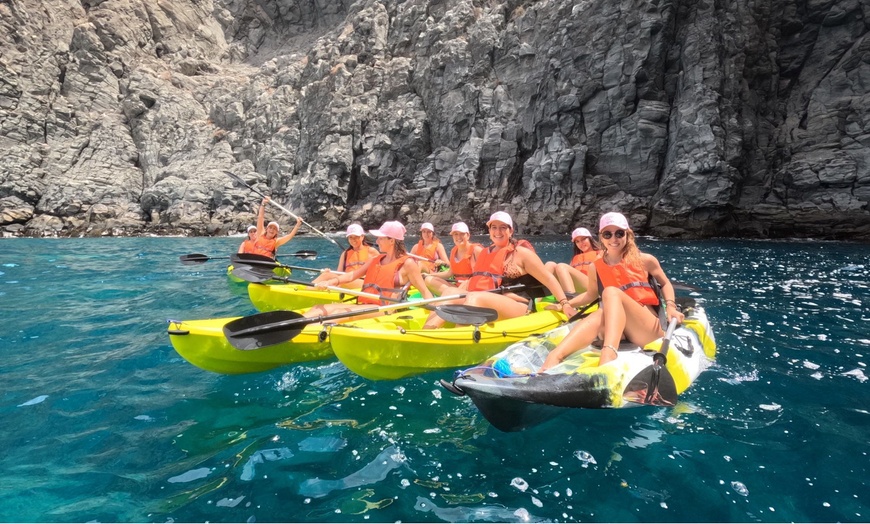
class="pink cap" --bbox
[571,227,593,240]
[599,212,630,231]
[369,221,406,240]
[450,222,470,234]
[420,222,435,232]
[486,211,513,229]
[345,223,365,237]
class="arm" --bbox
[402,259,434,299]
[256,198,267,234]
[275,216,303,248]
[434,243,449,266]
[336,250,348,272]
[320,256,374,288]
[643,254,685,323]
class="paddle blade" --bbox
[223,311,306,350]
[290,250,318,260]
[232,253,281,269]
[179,253,210,265]
[231,265,279,283]
[435,305,499,325]
[623,365,678,406]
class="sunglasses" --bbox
[601,230,626,240]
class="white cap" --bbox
[247,225,257,233]
[420,222,435,232]
[345,223,365,237]
[486,211,513,229]
[369,221,407,240]
[267,221,280,230]
[599,212,630,231]
[571,227,593,240]
[450,222,470,234]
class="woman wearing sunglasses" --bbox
[539,212,684,370]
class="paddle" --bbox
[223,294,470,350]
[231,265,392,303]
[180,251,318,266]
[433,305,498,325]
[623,317,680,406]
[224,170,344,249]
[567,299,601,322]
[231,253,336,274]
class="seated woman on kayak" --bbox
[422,212,576,329]
[308,221,433,321]
[238,225,258,254]
[246,197,303,260]
[423,221,483,296]
[312,223,379,289]
[539,212,684,370]
[543,227,602,294]
[411,223,449,273]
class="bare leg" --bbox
[539,310,603,371]
[424,275,459,296]
[597,287,663,365]
[554,263,589,294]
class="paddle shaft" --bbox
[224,171,343,248]
[231,294,468,337]
[643,317,679,404]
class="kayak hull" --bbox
[329,308,568,381]
[443,304,717,431]
[167,317,332,374]
[248,283,360,311]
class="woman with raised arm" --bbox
[540,212,685,370]
[306,221,434,321]
[246,197,303,259]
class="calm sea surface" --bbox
[0,235,867,523]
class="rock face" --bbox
[1,0,868,239]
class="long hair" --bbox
[393,239,408,257]
[572,236,601,256]
[608,230,642,268]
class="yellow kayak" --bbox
[328,307,569,381]
[247,283,422,312]
[167,316,331,374]
[247,282,360,311]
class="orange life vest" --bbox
[570,250,601,275]
[239,239,258,254]
[359,254,409,305]
[249,237,277,258]
[593,257,659,306]
[448,244,479,282]
[414,240,442,272]
[467,244,515,291]
[342,246,371,272]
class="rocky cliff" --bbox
[1,0,868,239]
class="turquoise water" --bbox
[1,236,867,522]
